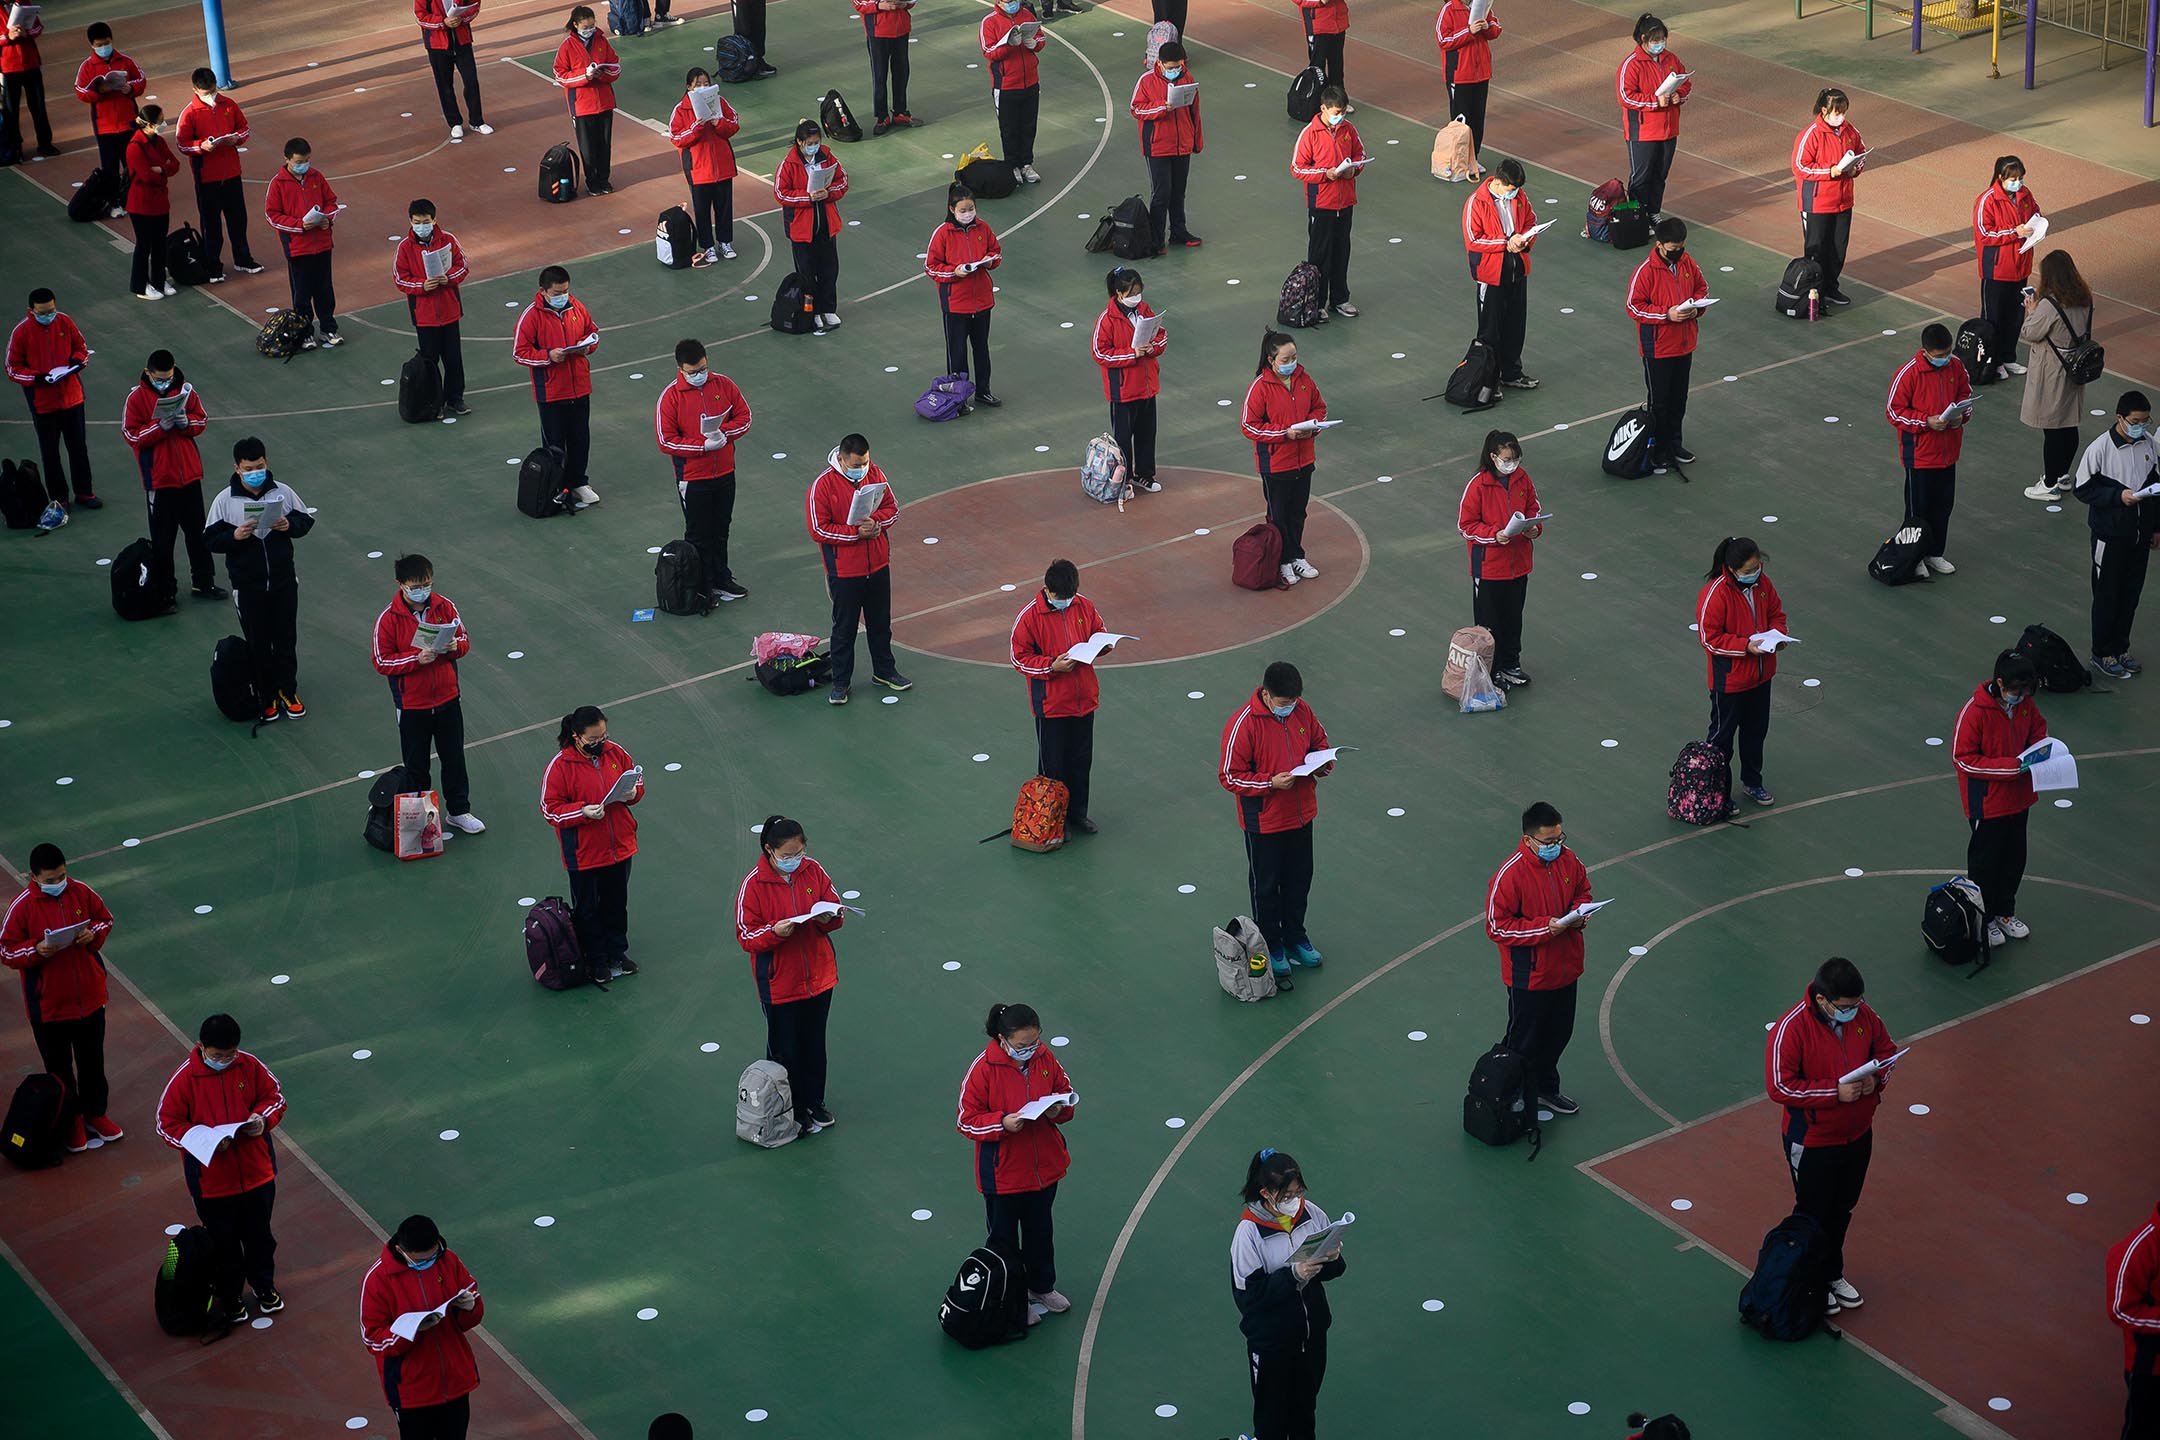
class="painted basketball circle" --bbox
[890,468,1368,667]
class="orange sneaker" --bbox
[280,691,307,719]
[88,1115,124,1142]
[65,1117,91,1153]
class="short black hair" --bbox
[1156,40,1186,62]
[28,288,55,307]
[1044,558,1078,597]
[395,554,432,584]
[649,1417,694,1440]
[1493,157,1526,188]
[233,436,266,463]
[1521,801,1562,834]
[1921,322,1954,351]
[199,1013,241,1048]
[1262,661,1302,699]
[87,21,113,42]
[2119,390,2152,417]
[837,432,870,459]
[192,66,218,90]
[408,198,436,219]
[28,843,64,874]
[674,338,707,367]
[392,1214,443,1252]
[1319,84,1348,109]
[1811,957,1864,1001]
[1994,650,2038,687]
[282,136,311,159]
[539,264,570,289]
[146,349,175,371]
[1653,216,1687,243]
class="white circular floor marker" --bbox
[973,753,989,762]
[1195,527,1210,536]
[2131,1013,2151,1025]
[882,696,899,705]
[1669,1197,1693,1211]
[1155,1405,1178,1418]
[646,546,662,555]
[2067,1192,2088,1205]
[1581,572,1597,580]
[1908,1103,1930,1115]
[508,650,524,659]
[1388,628,1406,637]
[352,1049,373,1061]
[1164,1116,1185,1129]
[534,1215,556,1227]
[1187,690,1206,699]
[1377,474,1393,483]
[271,974,290,985]
[1559,307,1574,315]
[1823,416,1839,424]
[346,1420,367,1432]
[1407,1030,1427,1041]
[1036,445,1051,453]
[1844,868,1864,877]
[2055,797,2073,808]
[1050,1035,1069,1046]
[166,1223,185,1236]
[1538,1109,1555,1121]
[2045,504,2062,513]
[1802,677,1821,688]
[1600,739,1618,748]
[1177,883,1197,894]
[1762,514,1779,523]
[636,1307,659,1320]
[746,1409,769,1422]
[910,1209,933,1221]
[751,824,764,834]
[664,762,682,772]
[1989,615,2007,624]
[519,897,536,907]
[1568,1402,1592,1416]
[843,890,860,900]
[123,838,140,848]
[1422,1298,1445,1311]
[700,1042,719,1053]
[1630,946,1649,956]
[1723,374,1737,382]
[1001,583,1017,592]
[1989,1398,2011,1411]
[439,1129,460,1141]
[1925,736,1943,746]
[56,777,74,786]
[942,961,961,971]
[1386,807,1405,817]
[194,904,213,915]
[923,536,940,544]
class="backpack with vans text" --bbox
[1441,625,1494,702]
[539,143,581,203]
[0,459,45,530]
[2,1073,66,1170]
[1462,1043,1538,1156]
[821,88,863,143]
[255,310,313,362]
[154,1225,217,1334]
[1921,875,1990,970]
[1867,519,1929,585]
[2015,622,2091,692]
[940,1238,1032,1348]
[1738,1212,1836,1342]
[655,539,711,615]
[736,1059,800,1146]
[1277,261,1324,329]
[526,896,604,989]
[1666,741,1730,825]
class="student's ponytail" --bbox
[1241,1147,1303,1203]
[984,1002,1040,1039]
[557,705,604,749]
[1255,329,1293,378]
[1632,12,1666,42]
[1704,535,1759,581]
[759,815,805,854]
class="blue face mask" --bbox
[843,464,869,482]
[546,292,570,310]
[288,160,309,176]
[93,42,114,58]
[403,585,431,605]
[406,1252,440,1271]
[1533,840,1562,863]
[38,879,67,897]
[33,311,56,326]
[150,377,174,393]
[1645,39,1665,55]
[1926,353,1953,369]
[1008,1041,1039,1062]
[238,468,269,489]
[1274,360,1298,377]
[1161,65,1182,80]
[202,1053,234,1072]
[1047,595,1072,611]
[1269,702,1296,719]
[1734,569,1760,587]
[1830,1003,1859,1024]
[773,852,804,875]
[2127,422,2149,441]
[2001,177,2021,193]
[1002,0,1022,11]
[412,222,435,240]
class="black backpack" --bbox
[939,1239,1032,1349]
[656,539,711,615]
[110,538,166,621]
[1276,261,1323,329]
[714,33,759,83]
[770,273,817,334]
[364,766,409,854]
[256,310,313,362]
[1605,202,1650,251]
[1108,194,1154,260]
[607,0,648,37]
[957,155,1016,200]
[1867,520,1929,586]
[1602,407,1656,477]
[1462,1044,1538,1157]
[166,223,217,285]
[1,459,45,530]
[754,650,832,696]
[2016,622,2092,692]
[821,88,864,143]
[657,205,696,269]
[2045,299,2105,386]
[517,446,571,518]
[539,142,581,203]
[1442,338,1501,412]
[398,351,441,423]
[1287,65,1324,123]
[1956,318,1998,385]
[1737,1212,1836,1342]
[1921,875,1990,969]
[67,167,119,222]
[155,1225,217,1335]
[1775,256,1823,318]
[211,635,260,722]
[1,1073,66,1170]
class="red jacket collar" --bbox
[1246,688,1304,722]
[1241,1199,1305,1229]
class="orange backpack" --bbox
[1007,776,1069,852]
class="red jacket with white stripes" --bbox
[854,0,914,40]
[1,880,113,1024]
[1625,250,1708,358]
[2107,1204,2160,1376]
[925,219,1001,314]
[773,143,848,244]
[540,740,642,871]
[1766,989,1895,1149]
[1435,1,1500,86]
[1695,571,1787,694]
[415,0,479,50]
[1973,181,2040,284]
[1291,116,1365,212]
[175,93,249,185]
[1219,689,1331,834]
[360,1244,484,1409]
[1241,366,1327,474]
[1010,589,1107,719]
[1296,0,1348,37]
[1462,182,1536,285]
[1130,61,1202,157]
[1952,680,2045,820]
[121,376,208,489]
[7,313,88,414]
[980,6,1045,90]
[372,591,469,711]
[124,130,179,216]
[0,14,40,75]
[957,1041,1075,1195]
[1457,464,1539,582]
[668,93,740,183]
[1092,300,1164,403]
[1484,839,1591,990]
[552,31,619,116]
[1886,350,1972,470]
[733,853,843,1006]
[394,230,468,329]
[806,456,899,578]
[156,1046,284,1198]
[1616,44,1688,142]
[264,165,340,257]
[655,370,752,483]
[74,50,145,134]
[1790,115,1864,215]
[512,292,599,403]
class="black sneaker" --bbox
[1070,815,1098,834]
[251,1289,284,1314]
[36,145,63,159]
[807,1105,836,1128]
[872,670,913,692]
[72,493,103,510]
[828,684,850,706]
[1495,666,1531,687]
[1670,446,1697,464]
[1537,1092,1580,1115]
[975,391,1002,408]
[447,400,472,416]
[610,958,639,978]
[753,63,779,79]
[1824,288,1853,307]
[192,584,229,600]
[1499,374,1541,389]
[714,575,748,602]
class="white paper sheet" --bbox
[2017,213,2048,256]
[1935,397,1976,426]
[422,244,453,281]
[1288,1211,1355,1265]
[780,899,865,926]
[1010,19,1040,43]
[1064,631,1135,666]
[179,1121,246,1168]
[1558,897,1613,926]
[1467,0,1493,21]
[566,332,600,352]
[2133,479,2160,500]
[2020,738,2077,792]
[9,5,43,30]
[1129,312,1164,350]
[41,920,87,949]
[1499,510,1552,539]
[1654,69,1691,99]
[845,480,889,526]
[1832,145,1872,174]
[1290,746,1356,778]
[699,408,735,439]
[1288,419,1344,434]
[601,765,644,807]
[1013,1091,1076,1121]
[1681,296,1720,310]
[1521,219,1558,238]
[1165,81,1198,109]
[688,84,724,121]
[1838,1046,1909,1086]
[389,1291,474,1342]
[241,494,287,531]
[1748,628,1800,651]
[301,204,344,225]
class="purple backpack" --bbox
[915,373,975,422]
[524,897,600,989]
[1666,741,1731,826]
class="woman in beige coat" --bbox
[2018,250,2094,500]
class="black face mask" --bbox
[1661,246,1685,261]
[580,738,605,757]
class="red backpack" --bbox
[1232,522,1286,591]
[1585,177,1626,242]
[981,776,1069,852]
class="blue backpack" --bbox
[1737,1212,1834,1341]
[607,0,647,37]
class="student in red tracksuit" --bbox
[958,1001,1077,1317]
[2,6,57,160]
[1456,428,1539,687]
[156,1012,286,1336]
[124,107,179,300]
[1,842,117,1153]
[416,0,488,139]
[176,69,262,279]
[1766,956,1895,1313]
[1291,88,1365,318]
[121,348,220,605]
[806,434,910,703]
[8,289,95,510]
[1615,13,1687,219]
[1696,535,1788,811]
[74,22,143,205]
[981,0,1047,184]
[734,815,846,1132]
[2108,1201,2160,1439]
[774,119,849,331]
[512,265,601,507]
[854,0,918,130]
[1790,87,1863,307]
[373,553,485,834]
[1092,266,1165,492]
[1484,800,1594,1115]
[1952,650,2047,944]
[1974,154,2041,381]
[1009,558,1109,833]
[360,1214,484,1439]
[1625,216,1708,471]
[394,199,469,417]
[263,138,342,344]
[654,336,752,603]
[553,7,619,192]
[540,705,642,977]
[1243,330,1329,586]
[1886,323,1973,575]
[1462,157,1539,388]
[1435,0,1499,156]
[668,67,739,264]
[1219,661,1332,983]
[1131,43,1203,251]
[1296,0,1349,96]
[925,184,1002,408]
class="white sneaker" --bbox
[1997,915,2030,940]
[447,812,487,834]
[107,205,126,219]
[1021,164,1041,184]
[138,287,163,301]
[821,312,842,328]
[1291,557,1320,579]
[2023,479,2060,500]
[321,333,344,348]
[719,243,736,259]
[1923,555,1956,574]
[1994,365,2011,381]
[2004,360,2027,375]
[1986,920,2006,947]
[450,124,464,139]
[1278,562,1301,587]
[1912,562,1929,580]
[572,484,601,508]
[1828,1276,1864,1308]
[1013,165,1026,187]
[475,124,494,135]
[1028,1288,1071,1312]
[161,281,177,296]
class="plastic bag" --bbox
[1458,654,1506,713]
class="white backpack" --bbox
[1080,433,1131,509]
[735,1059,801,1147]
[1213,916,1278,1002]
[1144,20,1179,67]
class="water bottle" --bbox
[1808,287,1820,322]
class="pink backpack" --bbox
[1431,116,1481,183]
[751,632,824,666]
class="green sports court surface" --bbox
[2,0,2155,1436]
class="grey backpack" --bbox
[735,1059,801,1147]
[1213,916,1278,1002]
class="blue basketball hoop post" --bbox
[203,0,235,88]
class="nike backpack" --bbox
[940,1238,1031,1348]
[655,539,711,615]
[1602,407,1656,477]
[1867,520,1929,586]
[1738,1212,1835,1341]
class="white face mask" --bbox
[403,585,432,605]
[412,222,435,240]
[576,24,596,39]
[1270,1195,1300,1217]
[953,210,977,227]
[1118,293,1142,309]
[1823,113,1845,128]
[684,369,709,387]
[1494,457,1519,475]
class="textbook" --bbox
[241,494,287,530]
[152,387,188,424]
[688,84,725,121]
[422,244,454,281]
[1748,628,1799,651]
[804,160,838,193]
[780,899,866,927]
[700,408,735,439]
[1288,419,1344,434]
[179,1121,246,1168]
[300,204,345,226]
[566,332,600,352]
[1012,1091,1076,1121]
[1833,146,1872,174]
[8,5,41,29]
[1009,19,1040,44]
[2019,738,2077,792]
[1680,296,1720,309]
[1654,70,1691,100]
[1288,1211,1355,1265]
[1520,219,1559,239]
[845,480,888,526]
[601,765,644,808]
[1064,631,1135,666]
[1129,312,1165,350]
[1557,897,1613,926]
[1838,1046,1909,1086]
[1934,397,1976,426]
[414,618,461,654]
[1165,81,1198,109]
[40,921,87,950]
[1467,0,1492,21]
[1499,510,1551,539]
[1290,746,1356,777]
[389,1290,476,1342]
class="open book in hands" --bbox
[1935,397,1976,426]
[415,618,462,654]
[1556,897,1612,927]
[389,1289,477,1342]
[1012,1090,1076,1122]
[1838,1047,1909,1086]
[1288,1211,1355,1266]
[1654,70,1691,99]
[1063,632,1134,666]
[600,766,643,807]
[1499,510,1551,539]
[780,899,865,927]
[1290,746,1356,777]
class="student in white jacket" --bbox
[1230,1147,1346,1440]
